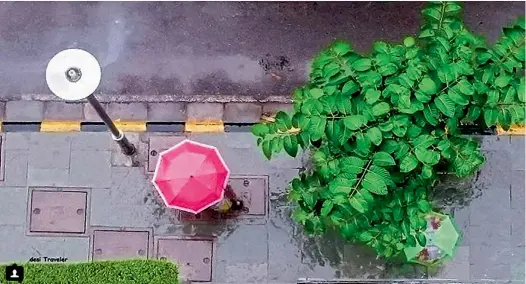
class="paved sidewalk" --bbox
[0,132,523,283]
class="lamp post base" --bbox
[112,130,136,156]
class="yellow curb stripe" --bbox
[496,125,526,136]
[114,121,147,132]
[0,120,3,132]
[185,119,224,133]
[40,120,81,132]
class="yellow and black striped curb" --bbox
[0,120,522,136]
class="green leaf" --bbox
[349,197,365,213]
[466,105,482,121]
[423,105,440,126]
[283,135,299,157]
[366,127,383,146]
[406,234,417,247]
[486,89,500,106]
[445,2,462,13]
[448,90,470,106]
[421,165,433,179]
[457,79,475,95]
[422,7,441,21]
[484,107,499,126]
[342,80,360,96]
[400,154,419,173]
[332,42,352,55]
[419,29,435,39]
[340,156,366,174]
[379,63,398,76]
[363,172,388,195]
[251,124,269,137]
[352,58,372,72]
[419,77,439,95]
[262,140,272,160]
[495,75,511,88]
[403,36,416,47]
[416,232,427,247]
[372,102,391,116]
[415,147,441,165]
[343,115,368,130]
[372,152,396,166]
[373,41,390,53]
[275,111,292,131]
[365,89,382,104]
[320,200,334,216]
[434,94,456,117]
[358,231,374,242]
[310,88,325,99]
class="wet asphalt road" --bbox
[0,1,524,101]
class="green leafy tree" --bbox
[252,1,525,259]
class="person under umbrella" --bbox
[209,184,245,215]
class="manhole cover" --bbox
[229,176,268,216]
[92,230,150,260]
[29,190,87,234]
[148,136,186,172]
[156,238,213,282]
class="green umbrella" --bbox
[403,211,460,266]
[433,212,460,256]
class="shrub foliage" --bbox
[252,1,525,259]
[1,260,179,284]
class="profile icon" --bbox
[5,263,24,282]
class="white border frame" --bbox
[151,139,231,214]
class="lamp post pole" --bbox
[64,66,136,156]
[86,94,136,156]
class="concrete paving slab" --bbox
[43,102,84,121]
[92,229,151,261]
[90,189,164,228]
[267,223,302,282]
[27,168,69,187]
[470,263,511,280]
[29,189,88,234]
[69,150,112,188]
[223,262,268,283]
[453,206,470,246]
[511,170,525,210]
[0,102,6,120]
[107,102,148,121]
[262,103,293,115]
[70,132,113,151]
[83,102,108,122]
[341,244,386,279]
[269,168,298,204]
[475,135,511,152]
[229,175,268,216]
[110,167,151,206]
[186,103,224,121]
[223,103,262,123]
[4,132,31,150]
[0,225,90,263]
[148,135,187,172]
[216,224,268,264]
[0,150,28,187]
[0,187,28,226]
[473,150,513,190]
[5,101,44,121]
[469,224,512,268]
[510,136,525,171]
[511,206,525,247]
[147,102,186,122]
[429,246,470,280]
[28,133,71,169]
[510,247,525,281]
[156,237,213,282]
[469,186,511,227]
